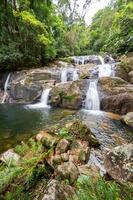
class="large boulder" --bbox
[101,93,133,115]
[121,112,133,128]
[104,144,133,183]
[50,81,85,110]
[99,77,133,114]
[10,82,42,103]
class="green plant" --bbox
[70,176,133,200]
[58,128,73,141]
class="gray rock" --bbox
[0,149,20,165]
[10,82,42,103]
[104,144,133,182]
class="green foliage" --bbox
[58,127,73,141]
[70,176,133,200]
[0,139,52,196]
[88,0,133,55]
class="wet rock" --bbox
[56,161,79,183]
[55,139,70,154]
[36,131,59,148]
[121,112,133,128]
[101,93,133,115]
[42,179,74,200]
[104,144,133,182]
[10,82,42,103]
[50,81,85,109]
[69,140,90,163]
[0,149,20,165]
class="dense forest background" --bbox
[0,0,133,70]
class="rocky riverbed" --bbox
[0,54,133,199]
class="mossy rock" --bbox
[67,120,91,140]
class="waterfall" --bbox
[1,73,11,103]
[72,69,79,81]
[61,69,67,82]
[99,64,113,77]
[26,88,51,109]
[84,80,100,110]
[98,55,115,77]
[98,56,105,65]
[81,56,85,65]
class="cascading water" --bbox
[61,69,67,82]
[98,55,105,65]
[84,80,100,110]
[72,69,79,81]
[1,73,11,103]
[98,56,115,77]
[26,88,51,109]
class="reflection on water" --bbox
[0,104,75,153]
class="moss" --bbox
[59,57,72,63]
[62,94,78,102]
[68,120,91,140]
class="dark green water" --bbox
[0,105,75,153]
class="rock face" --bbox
[104,144,133,182]
[50,81,85,110]
[121,112,133,128]
[101,93,133,115]
[99,77,133,114]
[10,82,42,103]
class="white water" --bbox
[72,69,79,81]
[2,73,11,103]
[98,56,115,77]
[99,64,113,77]
[26,88,51,109]
[61,69,67,82]
[84,80,100,110]
[98,55,105,65]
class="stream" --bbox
[0,55,132,155]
